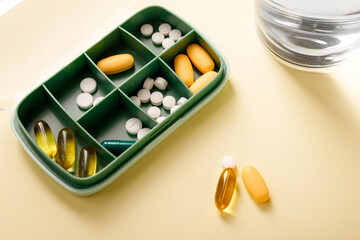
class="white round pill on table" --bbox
[162,38,175,49]
[156,116,166,123]
[152,32,165,45]
[222,156,236,169]
[80,78,97,94]
[93,96,104,106]
[143,77,154,90]
[130,96,141,107]
[140,24,153,37]
[137,89,151,103]
[147,106,161,119]
[154,77,168,90]
[150,91,163,106]
[76,93,93,110]
[159,23,171,36]
[162,96,176,110]
[177,97,188,106]
[170,105,180,114]
[137,128,151,140]
[125,118,143,135]
[169,29,182,41]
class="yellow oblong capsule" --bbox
[190,71,217,94]
[174,54,194,87]
[34,120,57,159]
[57,128,76,170]
[241,165,269,203]
[97,54,134,75]
[77,146,97,178]
[215,168,237,210]
[186,43,215,73]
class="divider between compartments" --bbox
[42,85,117,161]
[161,29,196,57]
[118,26,158,58]
[83,53,117,89]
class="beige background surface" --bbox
[1,0,360,239]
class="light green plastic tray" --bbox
[12,5,229,196]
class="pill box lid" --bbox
[0,0,138,111]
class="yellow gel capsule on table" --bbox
[215,168,237,210]
[77,146,97,178]
[241,165,269,203]
[190,71,217,94]
[34,120,57,159]
[174,54,194,87]
[57,128,76,170]
[97,54,134,75]
[186,43,215,73]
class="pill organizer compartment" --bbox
[120,58,193,118]
[44,54,115,120]
[86,27,156,87]
[121,7,193,56]
[12,5,229,194]
[16,85,115,184]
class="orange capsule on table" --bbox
[77,146,97,178]
[215,167,237,210]
[241,165,269,203]
[34,120,57,160]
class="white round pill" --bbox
[159,23,171,36]
[150,91,163,106]
[177,97,188,106]
[170,105,180,114]
[143,77,154,90]
[169,29,182,41]
[156,116,166,123]
[140,24,153,37]
[80,77,97,94]
[76,93,93,110]
[147,106,161,119]
[222,156,236,169]
[151,32,165,45]
[137,89,151,103]
[93,96,104,106]
[130,96,141,107]
[154,77,168,90]
[137,128,151,140]
[162,96,176,110]
[125,118,143,135]
[162,38,175,49]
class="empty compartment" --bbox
[160,31,221,81]
[86,27,155,86]
[77,89,157,156]
[44,54,115,120]
[120,58,193,120]
[121,6,193,56]
[17,86,115,181]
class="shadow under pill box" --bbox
[12,5,229,196]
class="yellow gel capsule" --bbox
[190,71,217,94]
[34,120,57,159]
[174,54,194,87]
[57,128,76,170]
[215,168,237,210]
[186,43,215,73]
[77,146,97,178]
[97,54,134,75]
[241,165,269,203]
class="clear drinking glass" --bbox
[255,0,360,70]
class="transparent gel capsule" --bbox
[77,146,97,178]
[57,128,76,170]
[215,168,237,210]
[34,120,57,159]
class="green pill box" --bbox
[12,6,229,196]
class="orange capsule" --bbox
[215,168,237,210]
